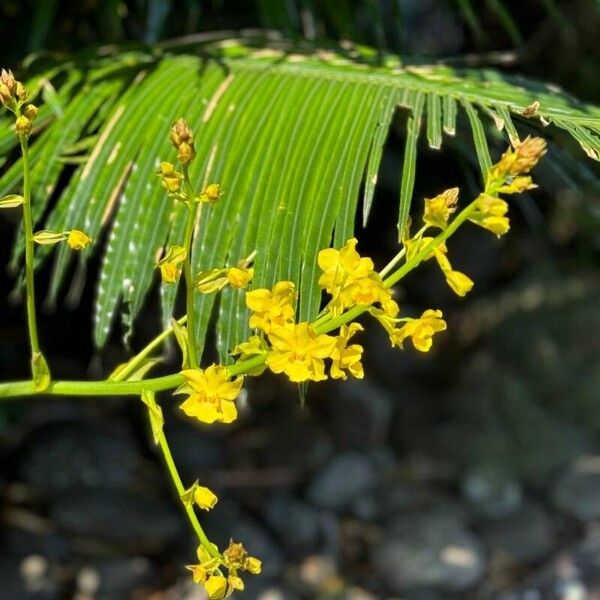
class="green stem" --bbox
[112,315,187,382]
[156,423,217,555]
[183,201,200,369]
[20,136,40,357]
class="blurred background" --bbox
[0,1,599,599]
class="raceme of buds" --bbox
[0,69,28,111]
[170,118,196,164]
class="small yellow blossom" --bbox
[266,322,336,382]
[330,323,364,380]
[204,575,228,600]
[177,365,243,424]
[444,270,474,297]
[223,541,248,570]
[157,245,187,284]
[423,187,458,229]
[194,486,218,510]
[391,309,447,352]
[158,161,184,193]
[318,238,390,315]
[186,546,220,585]
[67,229,92,250]
[227,266,253,289]
[318,238,374,292]
[246,281,296,332]
[469,194,510,236]
[199,183,222,204]
[244,556,262,575]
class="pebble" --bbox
[264,494,322,555]
[552,464,600,521]
[18,420,139,493]
[326,380,392,450]
[306,452,378,512]
[462,466,523,519]
[480,502,556,563]
[49,488,183,551]
[371,510,486,593]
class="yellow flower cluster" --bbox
[187,540,262,599]
[244,280,366,382]
[318,238,393,316]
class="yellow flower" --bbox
[204,575,228,600]
[246,281,296,332]
[244,556,262,575]
[227,267,253,289]
[222,540,262,575]
[318,238,389,315]
[223,540,248,570]
[391,309,447,352]
[177,365,243,424]
[186,546,220,585]
[469,194,510,236]
[330,323,364,380]
[157,161,183,193]
[266,322,336,382]
[423,187,458,229]
[318,238,374,292]
[157,245,187,284]
[194,486,218,510]
[67,229,92,250]
[199,183,222,204]
[444,270,474,297]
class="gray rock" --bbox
[49,488,183,550]
[0,556,60,600]
[264,494,322,555]
[326,380,392,450]
[18,420,139,493]
[480,502,556,563]
[371,510,486,593]
[552,466,600,521]
[462,466,523,519]
[306,452,378,512]
[76,557,153,600]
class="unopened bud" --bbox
[199,183,222,204]
[170,118,196,164]
[0,83,11,106]
[512,137,547,174]
[0,69,16,95]
[15,115,32,137]
[23,104,38,121]
[15,82,28,102]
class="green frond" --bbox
[2,38,599,362]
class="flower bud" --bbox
[199,183,222,204]
[15,115,32,137]
[23,104,38,121]
[0,69,16,95]
[512,137,547,174]
[15,82,28,102]
[170,118,196,164]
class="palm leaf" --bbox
[1,36,599,363]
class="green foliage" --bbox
[1,36,599,361]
